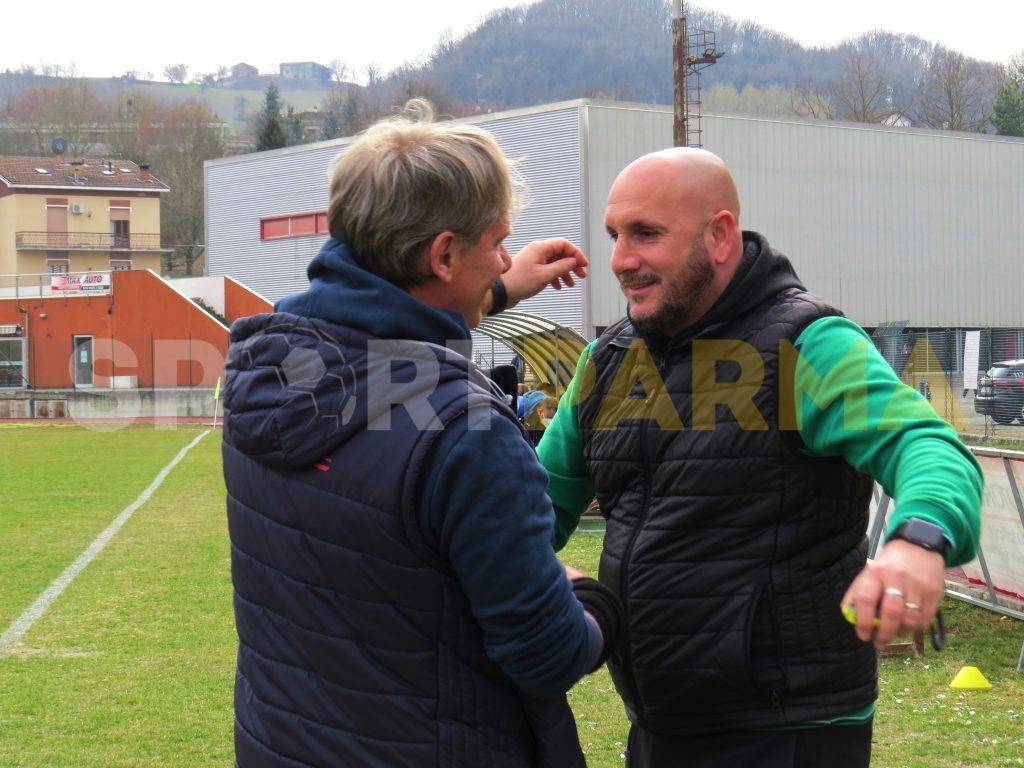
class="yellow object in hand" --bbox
[841,604,881,628]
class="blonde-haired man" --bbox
[222,101,623,768]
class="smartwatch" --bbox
[486,278,508,317]
[889,519,951,559]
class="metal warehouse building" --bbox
[205,99,1024,368]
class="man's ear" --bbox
[424,231,459,283]
[705,210,738,264]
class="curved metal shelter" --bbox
[476,311,588,389]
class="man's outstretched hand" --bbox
[841,539,946,650]
[564,564,587,582]
[501,239,588,310]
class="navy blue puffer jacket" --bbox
[222,240,595,768]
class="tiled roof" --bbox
[0,157,169,190]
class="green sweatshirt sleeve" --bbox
[794,316,983,566]
[537,341,598,551]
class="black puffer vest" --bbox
[578,233,876,735]
[223,313,540,767]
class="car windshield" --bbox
[988,366,1024,378]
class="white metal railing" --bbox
[868,445,1024,671]
[0,272,114,300]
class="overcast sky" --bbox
[2,0,1021,81]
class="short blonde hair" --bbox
[327,99,522,287]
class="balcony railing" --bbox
[15,231,171,252]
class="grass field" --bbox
[1,425,1022,767]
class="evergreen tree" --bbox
[320,110,341,140]
[342,92,361,133]
[991,77,1024,136]
[284,105,304,146]
[255,83,286,151]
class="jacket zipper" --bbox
[616,351,666,717]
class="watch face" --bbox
[899,520,947,551]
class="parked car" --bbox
[975,360,1024,424]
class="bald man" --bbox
[538,149,982,767]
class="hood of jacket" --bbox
[223,239,481,469]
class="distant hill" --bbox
[376,0,1000,124]
[0,0,1010,136]
[0,72,332,131]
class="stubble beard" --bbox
[623,238,715,337]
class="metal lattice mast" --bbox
[673,0,724,147]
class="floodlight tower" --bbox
[673,0,724,147]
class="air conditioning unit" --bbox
[70,203,86,215]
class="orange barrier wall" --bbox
[0,270,230,389]
[224,276,274,323]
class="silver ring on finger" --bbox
[884,587,905,599]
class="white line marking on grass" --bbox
[0,429,211,658]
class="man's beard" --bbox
[621,237,715,336]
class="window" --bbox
[109,201,131,248]
[47,259,69,275]
[0,339,27,389]
[110,220,131,249]
[260,218,290,239]
[260,211,329,240]
[290,214,316,236]
[110,259,132,271]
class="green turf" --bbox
[0,426,234,768]
[0,425,213,628]
[560,533,1024,768]
[1,425,1022,767]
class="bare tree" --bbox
[192,72,217,90]
[163,63,189,85]
[365,63,382,87]
[430,27,457,64]
[915,49,999,131]
[144,101,226,275]
[1008,51,1024,82]
[8,80,110,155]
[830,47,899,123]
[792,80,837,120]
[41,62,62,78]
[215,65,229,82]
[328,60,350,85]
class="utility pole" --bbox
[672,0,724,147]
[672,0,688,147]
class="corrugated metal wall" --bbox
[206,108,585,369]
[583,102,1024,330]
[208,99,1024,343]
[583,104,672,333]
[469,107,585,366]
[205,142,341,300]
